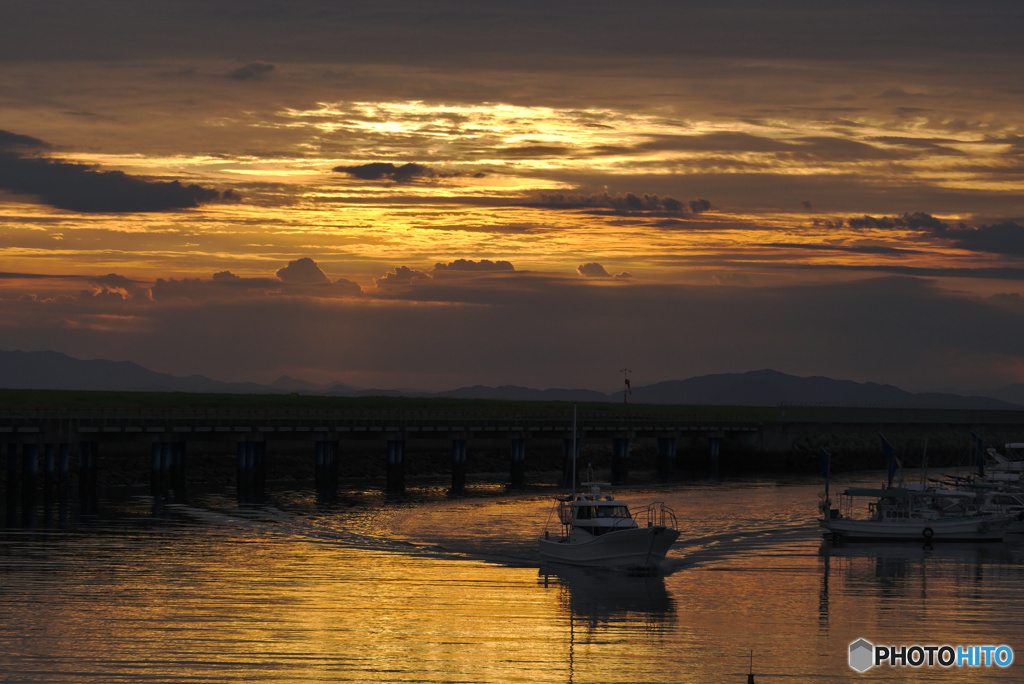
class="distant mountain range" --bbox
[0,349,1021,409]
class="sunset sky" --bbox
[3,2,1024,393]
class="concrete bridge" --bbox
[0,408,760,516]
[6,402,1024,523]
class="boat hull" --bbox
[538,525,680,570]
[820,516,1011,542]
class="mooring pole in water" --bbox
[611,436,631,486]
[509,436,526,490]
[386,438,405,500]
[450,438,467,497]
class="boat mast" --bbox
[571,404,577,497]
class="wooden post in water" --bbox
[509,436,526,490]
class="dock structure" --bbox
[0,408,759,513]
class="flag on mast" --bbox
[880,434,901,487]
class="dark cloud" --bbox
[276,257,329,284]
[0,130,48,151]
[334,162,436,184]
[433,259,515,272]
[847,212,950,231]
[227,62,276,80]
[530,191,712,215]
[845,212,1024,256]
[950,221,1024,257]
[577,262,611,278]
[0,130,231,212]
[152,266,362,302]
[81,273,149,302]
[375,265,430,287]
[91,273,139,289]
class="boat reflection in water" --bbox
[538,563,675,624]
[538,564,675,684]
[816,537,1024,637]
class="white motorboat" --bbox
[538,480,680,571]
[820,486,1018,542]
[983,442,1024,485]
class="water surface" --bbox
[1,474,1021,682]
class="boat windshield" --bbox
[575,505,631,519]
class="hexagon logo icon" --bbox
[849,639,875,672]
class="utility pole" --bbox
[620,368,632,404]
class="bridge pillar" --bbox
[22,443,38,527]
[315,440,339,504]
[561,437,579,488]
[611,437,631,486]
[709,436,721,479]
[450,438,467,497]
[509,437,526,490]
[78,440,99,516]
[42,443,60,525]
[151,440,186,504]
[656,436,676,482]
[236,440,266,505]
[4,443,18,525]
[386,438,405,500]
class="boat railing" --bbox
[641,502,677,530]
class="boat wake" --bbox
[665,522,820,572]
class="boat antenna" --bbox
[748,649,755,683]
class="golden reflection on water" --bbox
[1,480,1022,682]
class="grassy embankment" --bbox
[0,388,776,422]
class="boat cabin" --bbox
[557,483,639,537]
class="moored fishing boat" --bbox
[819,486,1018,542]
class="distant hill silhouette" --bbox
[0,350,1018,409]
[629,370,1019,410]
[0,350,269,394]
